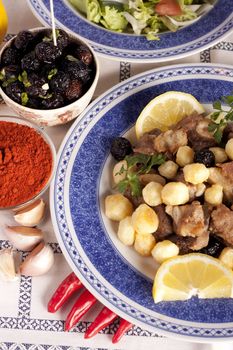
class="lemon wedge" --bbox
[135,91,205,138]
[0,1,8,44]
[152,253,233,303]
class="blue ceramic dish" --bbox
[50,63,233,341]
[28,0,233,62]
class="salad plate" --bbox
[50,63,233,341]
[27,0,233,62]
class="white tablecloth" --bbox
[0,1,233,349]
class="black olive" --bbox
[1,47,20,66]
[35,42,62,63]
[194,149,215,167]
[21,51,40,72]
[14,30,34,51]
[50,71,70,94]
[200,235,225,257]
[65,79,83,101]
[110,137,133,161]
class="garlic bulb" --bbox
[0,249,19,282]
[5,226,43,251]
[14,199,45,227]
[20,242,54,276]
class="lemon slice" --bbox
[152,253,233,303]
[135,91,205,138]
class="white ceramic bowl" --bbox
[0,27,99,126]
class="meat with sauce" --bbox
[166,201,209,238]
[210,204,233,246]
[152,204,173,241]
[153,128,187,154]
[133,129,161,155]
[174,114,217,151]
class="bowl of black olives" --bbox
[0,28,99,126]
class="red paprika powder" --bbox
[0,120,53,208]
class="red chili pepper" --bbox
[112,319,133,343]
[47,272,83,313]
[65,289,97,331]
[84,306,117,339]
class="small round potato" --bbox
[142,182,163,207]
[105,194,133,221]
[183,163,209,185]
[117,216,135,246]
[219,247,233,269]
[161,182,189,205]
[209,147,228,164]
[113,160,127,184]
[151,240,179,263]
[225,138,233,160]
[158,161,178,179]
[204,184,223,205]
[176,146,194,167]
[132,204,159,234]
[134,232,156,256]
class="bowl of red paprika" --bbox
[0,27,99,126]
[0,116,56,211]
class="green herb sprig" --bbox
[208,94,233,143]
[115,153,166,197]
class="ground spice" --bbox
[0,121,53,208]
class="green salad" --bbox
[68,0,214,40]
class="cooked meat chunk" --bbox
[190,231,209,250]
[173,113,204,131]
[188,119,217,151]
[154,129,187,154]
[123,187,144,208]
[208,162,233,202]
[169,235,195,254]
[133,129,161,155]
[152,204,173,241]
[210,204,233,246]
[169,231,209,254]
[174,114,217,151]
[166,201,209,238]
[223,122,233,141]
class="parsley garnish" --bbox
[21,92,29,106]
[208,94,233,143]
[18,71,31,88]
[116,153,166,197]
[48,68,58,80]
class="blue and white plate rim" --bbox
[27,0,233,62]
[50,63,233,342]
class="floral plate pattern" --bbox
[50,64,233,341]
[27,0,233,62]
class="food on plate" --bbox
[0,121,53,208]
[68,0,214,40]
[0,29,96,109]
[152,253,233,302]
[104,90,233,302]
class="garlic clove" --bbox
[0,249,19,282]
[20,241,54,276]
[5,226,43,251]
[14,199,46,227]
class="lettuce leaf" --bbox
[101,6,128,31]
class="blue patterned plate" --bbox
[50,63,233,341]
[27,0,233,62]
